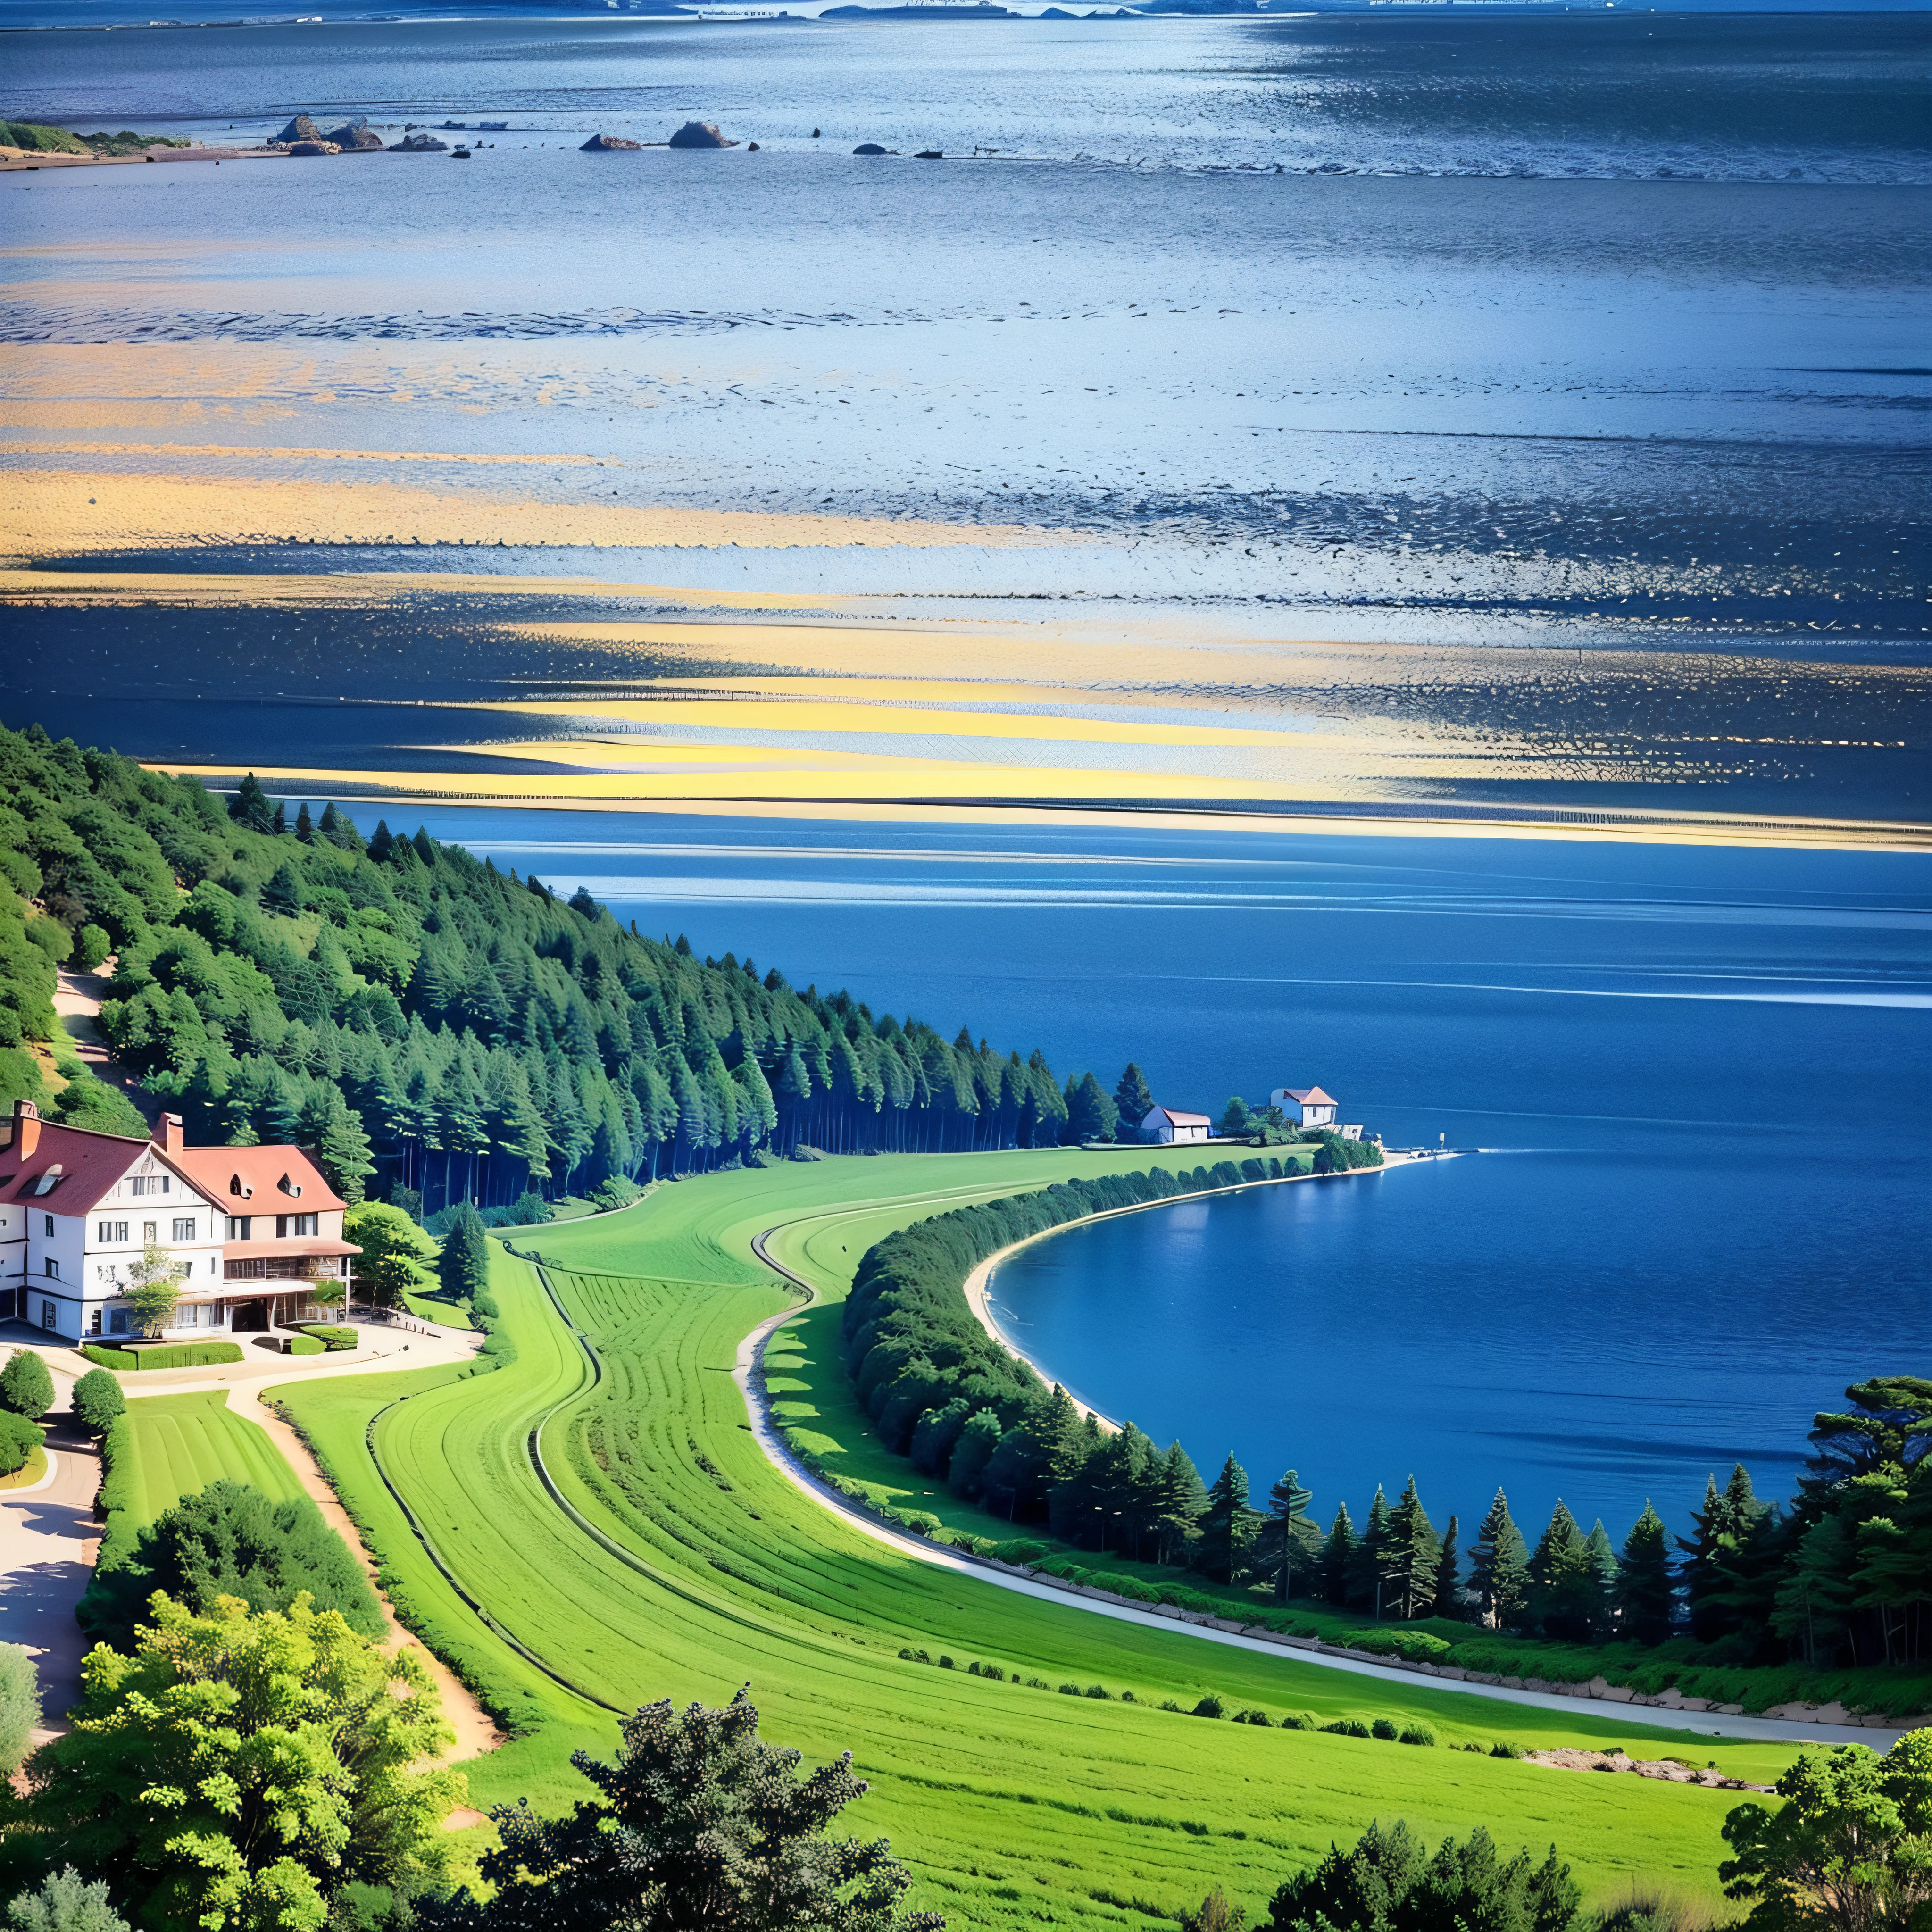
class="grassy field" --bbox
[119,1391,307,1525]
[270,1151,1798,1928]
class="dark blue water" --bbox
[395,802,1932,1538]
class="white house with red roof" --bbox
[0,1100,356,1343]
[1141,1105,1212,1145]
[1271,1085,1339,1131]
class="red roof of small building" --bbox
[0,1116,170,1216]
[169,1144,347,1216]
[1282,1087,1336,1107]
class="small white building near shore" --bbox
[1141,1105,1213,1145]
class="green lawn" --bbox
[271,1152,1799,1927]
[119,1391,308,1527]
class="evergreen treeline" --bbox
[843,1159,1341,1551]
[0,725,1081,1214]
[846,1178,1931,1669]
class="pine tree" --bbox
[1770,1512,1860,1665]
[294,801,314,842]
[1472,1490,1531,1631]
[436,1203,489,1305]
[1615,1501,1676,1645]
[1529,1500,1604,1642]
[1435,1514,1463,1621]
[229,772,275,834]
[1585,1519,1619,1603]
[1349,1487,1391,1615]
[260,862,303,918]
[1199,1453,1261,1585]
[1153,1441,1208,1567]
[1382,1477,1441,1621]
[1112,1063,1154,1132]
[1256,1469,1318,1603]
[1316,1503,1355,1607]
[1679,1464,1771,1644]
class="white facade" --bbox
[1,1103,353,1341]
[1141,1106,1213,1145]
[1271,1086,1339,1131]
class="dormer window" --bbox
[230,1175,254,1200]
[28,1167,62,1197]
[277,1174,302,1199]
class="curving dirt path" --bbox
[740,1224,1915,1753]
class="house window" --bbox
[43,1215,53,1238]
[175,1303,200,1329]
[172,1218,195,1242]
[129,1175,170,1198]
[44,1258,58,1280]
[108,1307,128,1335]
[297,1213,317,1237]
[229,1216,251,1241]
[87,1307,102,1337]
[142,1221,157,1243]
[98,1220,128,1244]
[40,1299,56,1332]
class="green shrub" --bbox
[0,1641,40,1774]
[0,1413,44,1479]
[1058,1682,1081,1696]
[296,1325,358,1351]
[70,1367,125,1435]
[72,923,112,972]
[1323,1717,1372,1739]
[1083,1684,1110,1700]
[1398,1722,1437,1747]
[1191,1693,1225,1719]
[285,1335,325,1356]
[1235,1707,1272,1726]
[80,1341,243,1372]
[0,1349,54,1421]
[589,1175,643,1212]
[1371,1717,1400,1741]
[4,1864,131,1932]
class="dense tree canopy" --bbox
[0,724,1082,1215]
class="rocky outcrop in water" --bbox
[390,132,450,152]
[326,123,383,151]
[668,120,735,149]
[581,133,643,152]
[275,114,322,144]
[287,140,341,157]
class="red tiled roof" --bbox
[1282,1087,1336,1107]
[0,1117,165,1216]
[169,1144,347,1215]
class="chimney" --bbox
[157,1113,184,1157]
[11,1099,39,1161]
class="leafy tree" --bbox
[1180,1890,1249,1932]
[1529,1501,1604,1642]
[1112,1064,1153,1131]
[69,1369,124,1438]
[1267,1819,1580,1932]
[946,1409,1004,1502]
[1382,1477,1442,1622]
[1255,1470,1319,1603]
[1615,1503,1675,1645]
[0,1415,42,1481]
[1219,1095,1255,1137]
[1199,1454,1261,1586]
[123,1241,185,1339]
[48,1075,147,1141]
[344,1203,433,1311]
[92,1481,384,1653]
[0,1641,41,1776]
[71,924,111,974]
[1721,1731,1932,1932]
[0,1349,53,1422]
[5,1868,129,1932]
[508,1190,550,1226]
[1472,1491,1532,1632]
[15,1593,462,1930]
[426,1685,941,1932]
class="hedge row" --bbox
[80,1341,245,1372]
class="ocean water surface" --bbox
[395,803,1932,1538]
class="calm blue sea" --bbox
[400,803,1932,1538]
